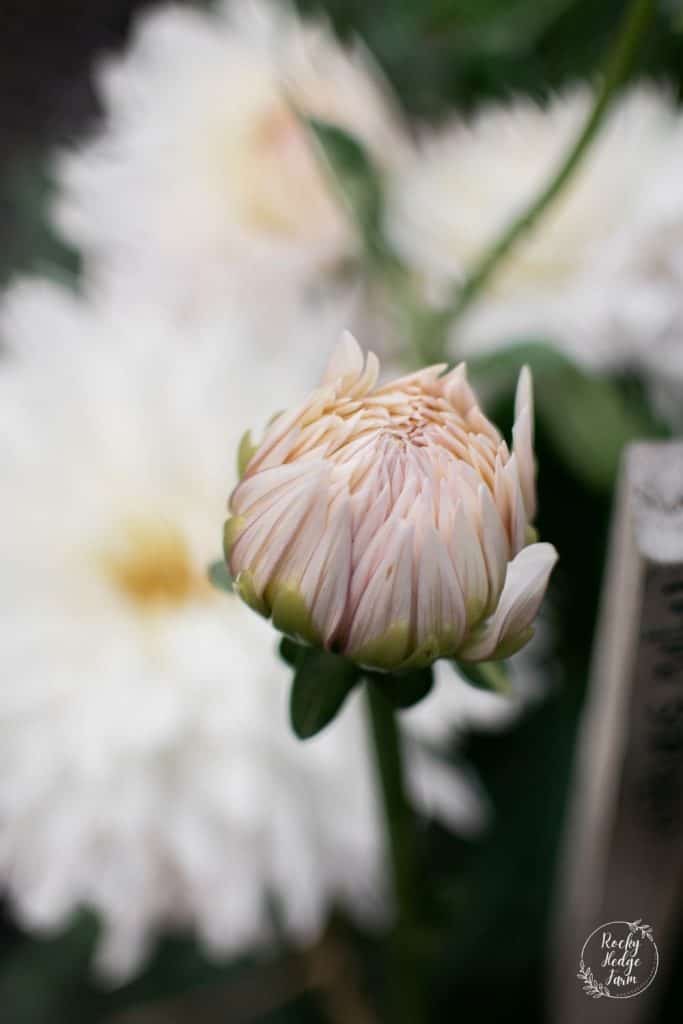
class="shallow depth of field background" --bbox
[1,1,683,1022]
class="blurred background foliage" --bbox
[1,0,683,1021]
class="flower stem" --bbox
[365,682,425,1024]
[419,0,656,362]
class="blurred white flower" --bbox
[0,279,494,981]
[385,85,683,408]
[52,0,408,321]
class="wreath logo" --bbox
[577,920,659,1000]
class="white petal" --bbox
[478,484,509,611]
[514,365,533,427]
[512,365,536,521]
[322,330,364,387]
[230,459,314,517]
[443,362,477,416]
[405,743,489,836]
[311,498,353,645]
[270,485,330,588]
[352,478,391,554]
[448,498,489,628]
[415,524,465,649]
[232,476,320,593]
[346,519,413,657]
[502,454,527,555]
[348,349,380,398]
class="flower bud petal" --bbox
[227,333,556,669]
[513,365,536,520]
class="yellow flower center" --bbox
[100,519,211,608]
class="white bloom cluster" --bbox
[55,4,683,416]
[385,85,683,417]
[53,0,407,321]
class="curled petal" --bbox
[322,330,379,399]
[322,330,364,387]
[443,362,478,417]
[458,542,558,661]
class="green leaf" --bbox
[306,117,384,248]
[289,647,360,739]
[207,560,233,593]
[1,154,81,288]
[279,635,301,667]
[368,666,435,709]
[455,659,512,695]
[467,341,666,491]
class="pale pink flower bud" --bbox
[226,333,557,670]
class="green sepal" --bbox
[289,646,360,740]
[525,524,539,545]
[207,560,233,593]
[353,622,462,673]
[352,621,412,671]
[268,582,321,647]
[233,570,269,617]
[237,430,258,478]
[399,628,461,670]
[454,659,513,695]
[279,636,302,667]
[223,515,245,561]
[367,666,435,710]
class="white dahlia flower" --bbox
[385,85,683,396]
[228,332,557,670]
[0,280,493,980]
[51,0,407,319]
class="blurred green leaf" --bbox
[663,0,683,32]
[368,666,435,708]
[0,911,99,1024]
[426,0,577,54]
[1,155,80,288]
[289,647,360,739]
[467,341,666,491]
[306,118,385,253]
[207,560,233,593]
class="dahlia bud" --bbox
[226,333,557,671]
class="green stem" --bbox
[365,682,425,1024]
[421,0,656,361]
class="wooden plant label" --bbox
[552,442,683,1023]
